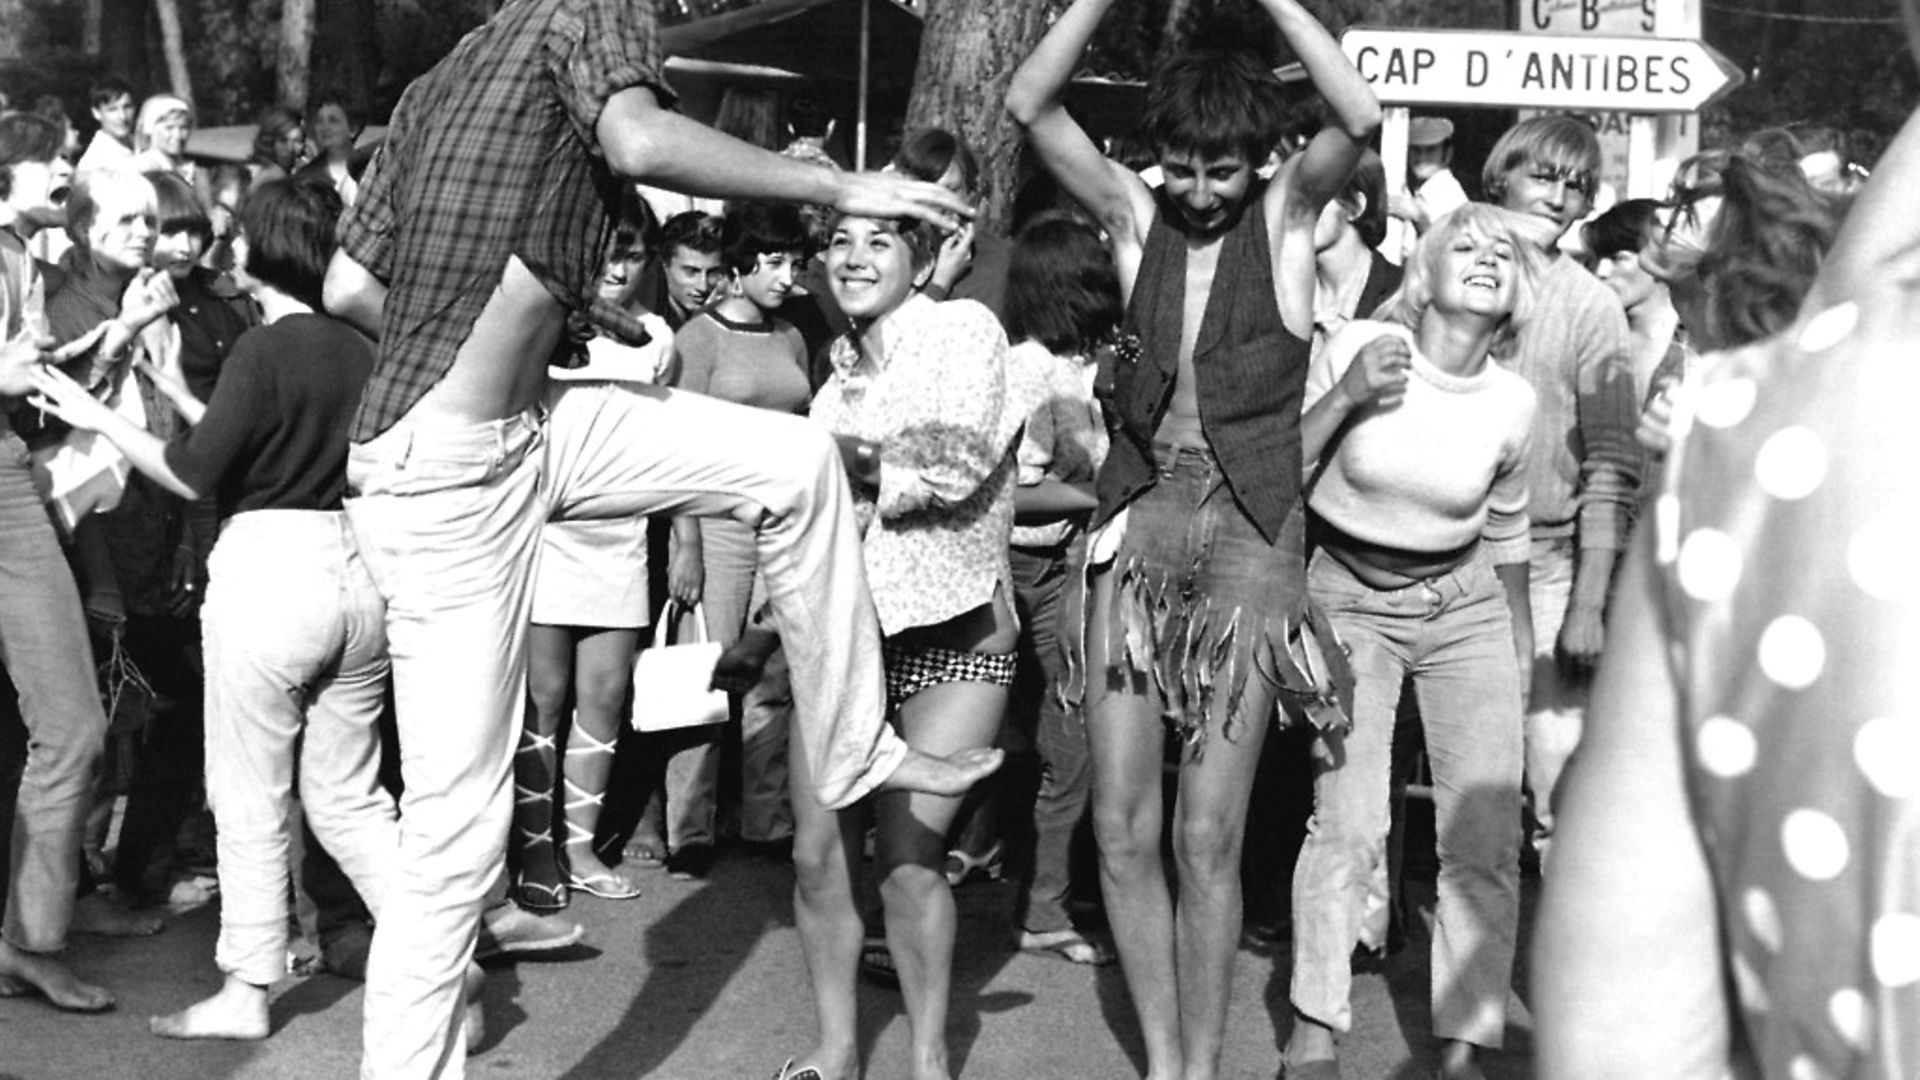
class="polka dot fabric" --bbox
[1655,300,1918,1077]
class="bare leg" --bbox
[0,938,113,1012]
[149,973,269,1040]
[560,628,644,895]
[1170,680,1272,1080]
[1084,569,1183,1080]
[69,891,164,937]
[513,624,573,910]
[876,676,1010,1080]
[783,717,865,1080]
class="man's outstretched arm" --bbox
[1261,0,1381,212]
[597,87,970,232]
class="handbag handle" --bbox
[650,599,710,650]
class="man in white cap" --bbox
[1388,115,1468,260]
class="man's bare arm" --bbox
[598,88,969,232]
[323,250,388,342]
[1006,0,1151,264]
[1260,0,1380,215]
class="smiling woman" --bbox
[1290,202,1545,1080]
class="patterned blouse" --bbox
[1007,339,1108,550]
[812,294,1020,636]
[1655,297,1916,1078]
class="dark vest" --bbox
[1095,185,1312,543]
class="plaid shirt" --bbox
[338,0,671,440]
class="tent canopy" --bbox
[661,0,924,91]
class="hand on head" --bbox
[834,171,974,234]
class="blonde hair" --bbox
[1378,203,1547,351]
[133,94,193,155]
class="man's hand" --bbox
[0,331,53,396]
[1337,333,1412,411]
[831,171,973,233]
[1556,601,1606,680]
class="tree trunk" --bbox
[314,0,381,118]
[905,0,1053,234]
[0,0,24,62]
[154,0,194,105]
[278,0,315,110]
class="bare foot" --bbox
[880,747,1004,797]
[71,891,165,938]
[149,975,268,1040]
[711,628,779,695]
[0,940,114,1012]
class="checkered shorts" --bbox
[882,643,1017,711]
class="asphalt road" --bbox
[1,829,1542,1080]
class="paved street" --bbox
[2,824,1540,1080]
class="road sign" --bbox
[1340,26,1742,115]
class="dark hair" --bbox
[1338,150,1390,250]
[891,128,979,195]
[1660,146,1838,349]
[1141,50,1288,166]
[145,169,212,246]
[1482,114,1600,204]
[1005,212,1123,356]
[714,87,783,151]
[88,77,134,111]
[308,96,361,133]
[656,210,723,258]
[252,105,305,167]
[718,200,812,275]
[0,112,65,201]
[1582,198,1664,261]
[608,186,659,261]
[238,179,342,309]
[30,94,71,127]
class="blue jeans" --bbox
[1290,549,1523,1047]
[1010,541,1089,933]
[0,429,107,955]
[202,510,393,987]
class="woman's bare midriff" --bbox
[1316,518,1478,591]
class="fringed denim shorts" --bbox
[1102,443,1307,754]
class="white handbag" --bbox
[630,601,729,732]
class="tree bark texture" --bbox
[154,0,193,105]
[278,0,315,110]
[905,0,1054,234]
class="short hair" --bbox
[132,93,192,153]
[825,211,940,276]
[238,178,342,309]
[145,169,212,246]
[1337,150,1390,251]
[252,105,305,166]
[0,112,66,201]
[1379,203,1546,352]
[891,128,978,195]
[656,210,723,259]
[64,168,156,251]
[1141,50,1289,166]
[89,77,134,111]
[718,201,813,275]
[1004,212,1123,356]
[608,186,659,261]
[308,96,362,133]
[1582,198,1664,261]
[1481,114,1600,204]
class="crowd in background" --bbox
[0,0,1912,1076]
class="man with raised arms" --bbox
[1008,5,1379,1078]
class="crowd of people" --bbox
[1,0,1913,1078]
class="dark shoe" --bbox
[475,904,584,961]
[858,937,899,989]
[666,843,715,881]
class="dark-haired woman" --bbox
[1000,212,1120,966]
[247,106,308,190]
[31,180,403,1043]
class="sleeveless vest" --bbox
[1095,184,1312,543]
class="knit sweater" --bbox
[671,310,810,414]
[1496,254,1641,549]
[1305,320,1536,566]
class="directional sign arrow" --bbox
[1340,26,1744,114]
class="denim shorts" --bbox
[1104,444,1307,751]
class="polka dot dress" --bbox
[1654,300,1918,1078]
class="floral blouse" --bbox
[812,294,1020,636]
[1656,297,1917,1079]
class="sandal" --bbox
[857,937,899,989]
[565,864,643,901]
[943,840,1004,887]
[770,1060,825,1080]
[1017,928,1116,966]
[511,877,571,913]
